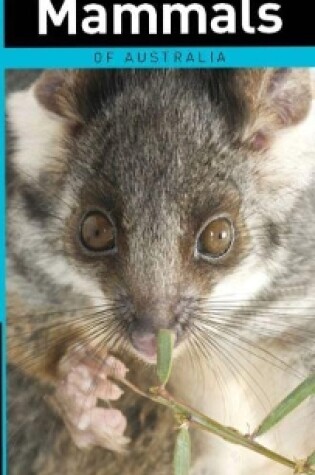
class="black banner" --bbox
[5,0,315,48]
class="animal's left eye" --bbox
[197,217,234,260]
[80,211,116,253]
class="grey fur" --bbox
[7,69,315,475]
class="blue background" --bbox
[1,47,315,68]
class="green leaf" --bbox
[307,451,315,468]
[157,329,175,386]
[254,375,315,438]
[174,427,191,475]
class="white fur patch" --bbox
[9,205,105,305]
[264,99,315,190]
[246,99,315,220]
[41,253,107,305]
[209,254,271,307]
[7,86,65,180]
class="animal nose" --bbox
[130,313,176,360]
[131,330,157,359]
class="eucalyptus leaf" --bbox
[157,329,175,386]
[174,427,191,475]
[254,375,315,438]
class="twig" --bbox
[115,377,315,475]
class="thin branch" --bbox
[115,377,315,475]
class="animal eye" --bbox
[197,217,234,260]
[80,211,116,253]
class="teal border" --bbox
[1,47,315,68]
[0,21,315,475]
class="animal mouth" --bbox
[131,331,158,363]
[130,329,181,364]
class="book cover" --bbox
[1,2,315,474]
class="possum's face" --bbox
[7,69,314,362]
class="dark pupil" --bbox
[82,214,114,251]
[217,231,227,240]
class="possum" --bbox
[7,68,315,475]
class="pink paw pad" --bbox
[51,345,129,452]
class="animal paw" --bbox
[49,344,129,452]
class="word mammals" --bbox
[39,1,283,36]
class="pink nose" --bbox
[131,332,157,359]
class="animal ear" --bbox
[241,68,312,149]
[6,71,83,180]
[240,69,315,215]
[34,69,122,123]
[34,69,84,123]
[7,69,123,180]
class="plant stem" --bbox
[153,388,296,471]
[116,377,315,475]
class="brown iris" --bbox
[80,211,115,252]
[198,217,234,259]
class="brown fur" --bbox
[9,363,175,475]
[8,290,176,474]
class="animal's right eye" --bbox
[80,211,116,253]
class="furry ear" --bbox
[34,69,124,123]
[240,68,312,149]
[7,70,124,180]
[265,69,311,127]
[6,72,75,180]
[34,70,84,123]
[242,69,315,215]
